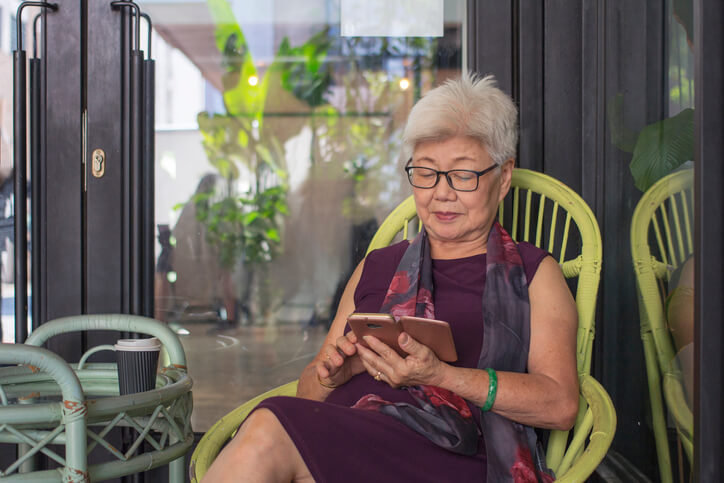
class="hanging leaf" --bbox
[266,228,280,242]
[629,108,694,192]
[277,27,333,108]
[242,212,260,225]
[237,128,249,147]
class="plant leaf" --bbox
[266,228,280,242]
[242,212,260,225]
[629,108,694,192]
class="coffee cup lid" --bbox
[114,337,162,352]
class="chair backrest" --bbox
[367,168,603,473]
[631,168,694,373]
[631,168,694,469]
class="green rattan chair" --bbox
[189,168,616,482]
[631,169,694,483]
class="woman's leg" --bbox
[202,408,314,483]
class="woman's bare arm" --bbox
[296,260,365,400]
[439,257,578,428]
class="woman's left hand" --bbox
[356,332,445,388]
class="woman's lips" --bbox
[434,211,460,222]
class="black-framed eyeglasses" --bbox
[404,163,498,192]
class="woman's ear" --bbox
[497,158,515,203]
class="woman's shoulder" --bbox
[516,241,553,283]
[365,240,410,265]
[356,240,409,286]
[353,240,410,309]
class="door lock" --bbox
[92,148,105,178]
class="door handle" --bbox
[111,0,147,318]
[30,11,46,332]
[13,1,58,343]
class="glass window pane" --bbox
[603,0,695,477]
[142,0,465,430]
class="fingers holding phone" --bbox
[335,332,358,358]
[316,334,364,387]
[359,331,445,388]
[318,343,344,376]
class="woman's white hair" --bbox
[401,73,518,165]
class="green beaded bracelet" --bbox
[481,368,498,412]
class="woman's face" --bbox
[410,136,513,255]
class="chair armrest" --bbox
[555,375,616,482]
[24,314,187,368]
[0,344,88,478]
[0,344,84,405]
[189,380,298,483]
[663,370,693,461]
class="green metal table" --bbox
[0,314,193,482]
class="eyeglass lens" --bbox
[407,167,479,191]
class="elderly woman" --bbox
[204,74,578,482]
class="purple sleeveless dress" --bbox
[253,241,548,482]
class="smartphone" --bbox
[347,313,406,357]
[347,313,458,362]
[398,316,458,362]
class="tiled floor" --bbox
[178,320,328,431]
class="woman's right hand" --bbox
[297,260,365,400]
[316,332,365,388]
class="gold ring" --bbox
[325,354,331,361]
[374,371,382,381]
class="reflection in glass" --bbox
[144,0,464,429]
[604,0,696,477]
[629,1,695,473]
[632,168,694,482]
[665,254,693,404]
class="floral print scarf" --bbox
[352,222,553,482]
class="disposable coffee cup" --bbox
[115,338,162,395]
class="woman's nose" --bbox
[433,175,457,200]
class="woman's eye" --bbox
[452,172,474,181]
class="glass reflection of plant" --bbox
[296,36,430,220]
[272,33,428,325]
[195,1,442,322]
[193,115,288,269]
[277,27,334,165]
[333,37,434,220]
[610,0,694,192]
[193,0,293,324]
[336,71,404,222]
[274,32,435,219]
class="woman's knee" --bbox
[235,408,288,451]
[207,408,312,482]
